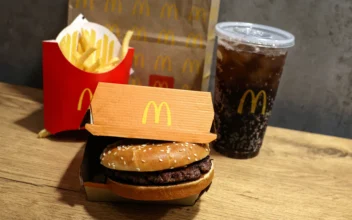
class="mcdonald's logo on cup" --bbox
[104,0,122,13]
[142,101,172,126]
[77,88,93,111]
[154,55,172,72]
[75,0,94,10]
[105,24,120,37]
[132,0,150,16]
[186,33,204,48]
[160,3,178,19]
[132,26,147,41]
[188,6,208,22]
[157,30,175,45]
[182,59,200,73]
[237,90,267,115]
[134,53,145,68]
[153,81,168,88]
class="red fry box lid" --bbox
[85,83,216,144]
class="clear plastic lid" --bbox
[215,22,295,48]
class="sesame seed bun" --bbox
[107,162,214,201]
[100,142,211,172]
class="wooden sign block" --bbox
[85,82,216,143]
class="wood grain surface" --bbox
[0,82,351,220]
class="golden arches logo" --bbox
[186,33,204,48]
[132,0,150,16]
[104,0,122,13]
[237,90,267,115]
[75,0,94,10]
[182,59,200,73]
[160,3,178,19]
[131,77,142,85]
[77,88,93,111]
[142,101,171,126]
[105,24,120,37]
[134,53,145,68]
[182,84,190,90]
[153,81,168,88]
[188,6,208,22]
[154,56,172,72]
[157,30,175,45]
[132,26,147,41]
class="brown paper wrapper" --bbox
[68,0,220,91]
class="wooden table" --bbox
[0,82,351,220]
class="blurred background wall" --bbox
[1,0,351,138]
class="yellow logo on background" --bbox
[153,81,168,88]
[75,0,94,10]
[182,84,190,90]
[104,0,122,13]
[160,3,178,19]
[132,26,147,41]
[131,77,142,85]
[157,30,175,45]
[182,59,200,73]
[142,101,172,126]
[237,90,267,115]
[132,0,150,16]
[188,6,208,22]
[134,53,145,68]
[186,33,204,48]
[154,56,172,72]
[105,24,120,37]
[77,88,93,111]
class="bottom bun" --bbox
[107,162,214,201]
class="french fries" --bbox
[39,28,134,138]
[58,29,134,74]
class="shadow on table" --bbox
[56,143,200,220]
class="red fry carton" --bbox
[42,14,134,135]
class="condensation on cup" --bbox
[212,22,295,159]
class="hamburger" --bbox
[100,139,214,201]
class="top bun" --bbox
[100,142,210,172]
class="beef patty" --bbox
[106,156,212,186]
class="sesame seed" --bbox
[185,142,189,145]
[159,158,163,162]
[120,157,124,160]
[167,145,170,148]
[113,152,117,155]
[149,148,152,150]
[157,144,162,146]
[132,147,136,150]
[195,158,198,161]
[188,157,191,160]
[192,144,196,146]
[170,167,174,169]
[103,153,106,156]
[190,146,193,149]
[181,144,184,146]
[143,149,146,152]
[174,160,177,163]
[124,161,126,165]
[108,150,111,154]
[167,148,171,154]
[136,168,140,171]
[102,158,104,161]
[206,148,209,152]
[142,144,146,147]
[183,149,186,152]
[108,163,111,167]
[118,147,121,151]
[194,153,197,157]
[142,160,146,163]
[160,150,164,152]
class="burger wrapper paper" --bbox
[42,14,134,134]
[67,0,220,91]
[80,136,213,205]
